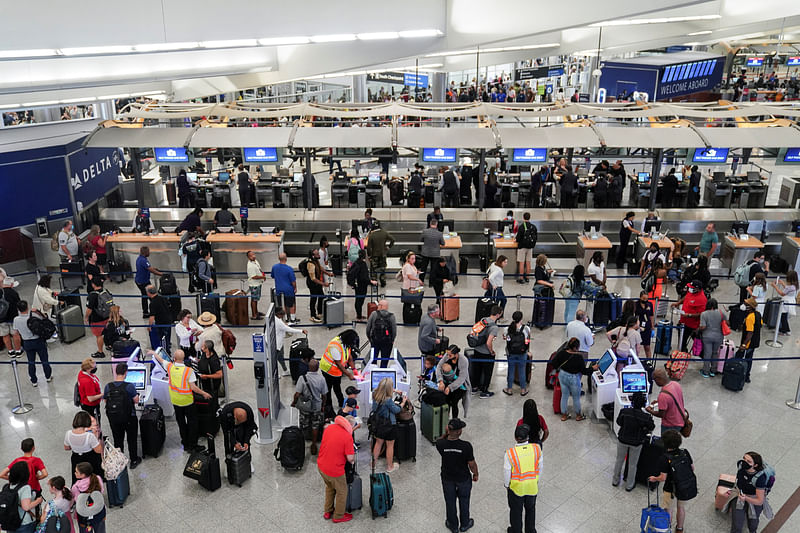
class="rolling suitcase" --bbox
[459,257,468,274]
[57,287,82,311]
[112,339,141,374]
[394,418,417,462]
[57,305,85,344]
[653,320,673,356]
[107,256,129,284]
[140,401,166,458]
[420,401,449,444]
[273,426,305,471]
[346,468,363,512]
[226,449,252,487]
[323,288,345,328]
[195,395,220,437]
[402,302,422,325]
[188,435,221,491]
[532,287,555,330]
[721,357,747,391]
[552,377,562,414]
[388,180,404,206]
[641,483,671,533]
[474,297,495,323]
[158,273,180,320]
[197,293,221,324]
[717,340,737,374]
[665,350,691,381]
[593,291,612,328]
[224,289,249,326]
[330,254,343,277]
[609,293,623,326]
[289,335,309,383]
[367,286,378,319]
[60,259,85,289]
[369,470,394,519]
[440,295,460,322]
[544,341,567,390]
[763,297,782,329]
[106,466,130,508]
[634,436,664,486]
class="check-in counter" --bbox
[635,236,675,263]
[207,232,284,276]
[439,235,463,265]
[720,235,764,273]
[576,235,612,265]
[492,237,517,273]
[779,235,800,273]
[107,233,183,272]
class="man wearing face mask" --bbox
[738,251,768,303]
[739,298,762,383]
[670,281,707,353]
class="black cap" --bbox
[345,386,360,395]
[515,424,530,441]
[448,418,466,431]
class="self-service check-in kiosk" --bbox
[591,349,618,421]
[356,348,411,411]
[109,345,165,414]
[148,347,175,418]
[612,352,651,436]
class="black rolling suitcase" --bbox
[140,401,166,458]
[763,297,782,329]
[727,304,746,331]
[402,302,422,325]
[159,272,181,321]
[721,357,747,391]
[226,449,252,487]
[532,287,555,329]
[593,291,612,328]
[107,255,129,284]
[57,287,83,311]
[394,418,417,462]
[474,297,495,323]
[289,335,310,383]
[459,257,468,274]
[195,395,220,437]
[60,259,85,289]
[628,436,664,486]
[184,435,222,491]
[197,293,221,324]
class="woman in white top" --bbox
[485,255,508,310]
[746,272,768,315]
[606,316,643,371]
[772,270,798,336]
[175,309,203,358]
[64,411,103,484]
[274,307,307,376]
[196,312,224,357]
[401,252,422,291]
[33,274,61,316]
[586,251,607,297]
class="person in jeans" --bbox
[291,359,328,456]
[436,418,479,533]
[503,311,530,397]
[730,451,770,533]
[419,217,445,283]
[612,392,655,491]
[551,337,596,421]
[349,249,377,322]
[470,305,501,399]
[317,415,355,523]
[103,363,142,469]
[485,255,508,311]
[135,246,162,318]
[698,298,727,378]
[418,304,442,357]
[646,369,687,434]
[561,265,585,324]
[738,298,762,383]
[366,300,396,368]
[12,301,52,386]
[4,461,42,533]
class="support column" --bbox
[95,100,114,120]
[130,148,145,209]
[478,149,486,211]
[305,150,314,211]
[649,148,663,211]
[352,74,367,103]
[431,72,447,103]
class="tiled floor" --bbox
[1,259,798,533]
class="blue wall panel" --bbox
[0,157,72,230]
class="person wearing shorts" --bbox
[246,251,266,321]
[270,253,298,323]
[292,359,328,455]
[84,278,108,359]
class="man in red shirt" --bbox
[671,281,707,352]
[317,415,355,523]
[0,438,48,496]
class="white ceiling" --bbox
[2,0,800,106]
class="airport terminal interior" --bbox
[3,1,800,532]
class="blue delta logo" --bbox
[434,148,445,157]
[166,148,177,157]
[255,148,266,157]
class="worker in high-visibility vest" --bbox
[503,424,542,533]
[153,348,212,453]
[319,329,359,412]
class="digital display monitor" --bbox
[217,171,230,183]
[293,172,303,183]
[783,148,800,163]
[498,219,515,234]
[154,147,190,163]
[788,57,800,66]
[713,171,726,181]
[676,173,683,183]
[643,220,662,233]
[154,347,172,366]
[124,368,148,391]
[368,172,381,183]
[584,220,601,233]
[597,350,615,375]
[731,221,749,235]
[371,369,397,390]
[421,148,458,163]
[437,219,455,233]
[747,171,761,182]
[186,172,198,184]
[512,148,548,164]
[621,370,648,394]
[638,172,650,183]
[243,147,279,163]
[746,57,764,67]
[692,147,729,164]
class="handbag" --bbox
[442,280,455,297]
[480,277,490,291]
[691,336,704,357]
[396,398,415,422]
[400,287,424,304]
[663,390,693,438]
[720,310,731,336]
[101,437,129,480]
[296,375,313,413]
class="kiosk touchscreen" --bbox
[621,370,649,394]
[124,367,150,392]
[591,349,619,421]
[371,369,397,390]
[638,172,650,183]
[597,350,614,375]
[357,348,410,410]
[368,172,381,183]
[613,357,650,435]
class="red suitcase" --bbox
[665,350,692,381]
[552,377,562,414]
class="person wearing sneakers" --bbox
[437,418,478,533]
[611,391,654,491]
[318,415,356,523]
[504,424,542,533]
[503,311,531,397]
[13,300,52,387]
[84,277,108,359]
[0,284,23,358]
[370,377,408,474]
[550,337,596,422]
[246,250,266,321]
[292,359,328,455]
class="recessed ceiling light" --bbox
[590,15,721,27]
[0,49,60,59]
[199,39,258,48]
[133,42,199,52]
[22,100,60,107]
[258,37,311,46]
[60,45,133,56]
[310,34,357,43]
[688,30,713,36]
[398,29,443,38]
[357,32,400,40]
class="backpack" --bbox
[613,329,632,358]
[371,311,392,344]
[50,232,61,252]
[159,272,178,295]
[467,319,491,348]
[105,381,132,422]
[298,259,309,278]
[506,326,528,354]
[558,276,574,298]
[347,239,360,263]
[753,463,776,495]
[733,260,754,287]
[667,449,698,501]
[0,289,10,321]
[273,426,305,470]
[91,290,113,320]
[515,222,538,249]
[641,271,656,292]
[346,261,359,288]
[0,483,23,531]
[27,311,56,339]
[221,328,237,355]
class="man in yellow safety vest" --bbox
[319,329,359,413]
[153,348,212,453]
[503,424,542,533]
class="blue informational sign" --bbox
[511,148,548,163]
[240,207,249,218]
[421,148,457,163]
[154,147,190,163]
[140,207,150,218]
[657,58,722,99]
[547,67,565,77]
[746,57,764,67]
[243,147,278,163]
[403,73,429,88]
[784,148,800,163]
[252,333,265,353]
[545,84,554,95]
[68,147,122,208]
[692,147,729,164]
[788,57,800,66]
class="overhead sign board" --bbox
[512,148,548,163]
[746,57,764,67]
[154,147,190,163]
[68,147,122,208]
[787,57,800,66]
[515,64,564,81]
[421,148,457,163]
[367,71,429,88]
[403,73,429,88]
[692,147,729,164]
[243,147,278,163]
[657,58,722,99]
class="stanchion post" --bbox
[788,372,800,410]
[10,360,33,415]
[765,300,784,348]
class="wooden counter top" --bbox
[493,237,517,249]
[638,236,674,250]
[207,232,283,243]
[107,233,182,243]
[786,236,800,246]
[442,236,462,249]
[724,236,764,249]
[578,236,612,249]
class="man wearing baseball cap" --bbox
[504,424,542,533]
[436,418,478,533]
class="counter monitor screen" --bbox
[371,370,397,390]
[584,220,601,233]
[731,221,749,235]
[643,220,662,233]
[638,172,650,183]
[621,370,648,394]
[596,350,614,375]
[498,220,515,234]
[421,147,458,164]
[676,174,683,183]
[217,171,230,183]
[692,147,729,164]
[783,148,800,163]
[186,172,198,184]
[368,172,381,183]
[713,171,727,181]
[293,172,303,183]
[438,219,455,233]
[124,368,149,391]
[747,171,761,182]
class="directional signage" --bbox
[692,147,729,164]
[403,73,429,88]
[515,64,564,81]
[788,57,800,66]
[421,148,457,163]
[243,147,278,163]
[154,147,190,163]
[511,148,548,163]
[252,333,265,353]
[746,57,764,67]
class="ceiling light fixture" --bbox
[60,45,133,56]
[0,103,22,109]
[0,49,60,59]
[21,100,60,107]
[310,34,357,43]
[687,30,713,36]
[398,29,443,38]
[199,39,258,48]
[60,97,98,103]
[257,36,311,46]
[590,14,721,27]
[133,42,200,52]
[426,42,559,57]
[357,32,400,40]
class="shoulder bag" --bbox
[296,375,313,413]
[720,310,731,337]
[101,437,129,480]
[662,389,692,438]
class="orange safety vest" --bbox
[167,363,193,406]
[506,443,541,496]
[320,337,349,377]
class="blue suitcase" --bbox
[369,471,394,519]
[640,484,670,532]
[107,467,130,508]
[654,320,672,356]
